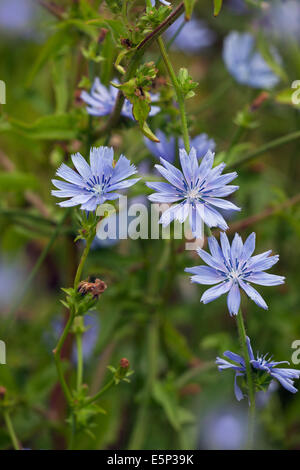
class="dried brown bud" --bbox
[98,28,108,44]
[120,37,133,49]
[78,278,107,299]
[120,358,130,369]
[0,386,6,399]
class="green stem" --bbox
[53,226,96,403]
[236,308,255,448]
[76,327,83,392]
[3,411,21,450]
[228,130,300,170]
[53,308,75,404]
[73,228,96,289]
[85,378,115,406]
[157,36,190,152]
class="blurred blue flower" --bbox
[263,0,300,43]
[144,132,215,163]
[0,0,36,37]
[50,314,100,363]
[216,336,300,400]
[52,146,140,211]
[199,408,248,449]
[226,0,248,15]
[150,0,170,6]
[144,131,176,162]
[146,148,240,237]
[180,134,216,158]
[223,31,280,89]
[185,232,285,315]
[165,15,215,54]
[0,256,25,311]
[81,77,160,119]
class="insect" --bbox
[78,278,107,299]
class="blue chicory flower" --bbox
[81,77,160,120]
[165,14,215,54]
[144,131,216,163]
[223,31,280,89]
[216,336,300,400]
[52,146,140,211]
[146,147,240,237]
[144,130,176,163]
[185,232,285,315]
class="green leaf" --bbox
[213,0,223,16]
[26,29,71,87]
[141,121,160,142]
[163,319,193,363]
[51,54,69,114]
[0,114,79,140]
[183,0,196,20]
[152,381,180,431]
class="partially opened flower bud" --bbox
[120,358,130,369]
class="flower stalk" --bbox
[236,308,256,448]
[3,410,21,451]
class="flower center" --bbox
[228,269,241,282]
[187,188,200,200]
[92,184,103,195]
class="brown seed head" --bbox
[78,278,107,298]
